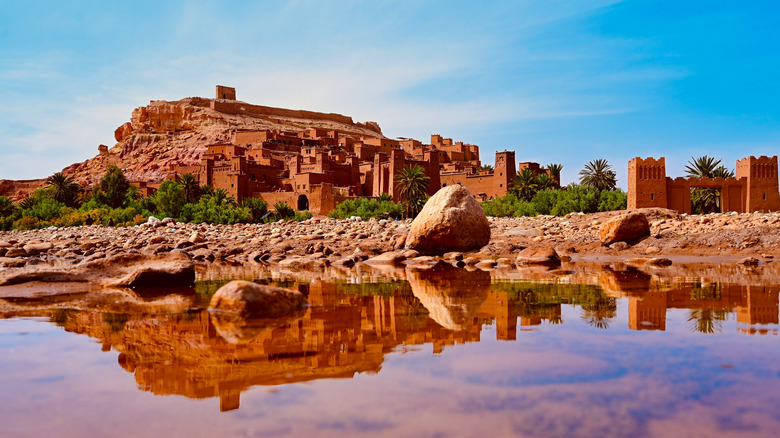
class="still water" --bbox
[1,262,780,437]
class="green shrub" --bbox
[241,197,268,222]
[483,186,627,217]
[328,197,404,220]
[152,180,186,218]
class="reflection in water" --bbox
[1,270,779,416]
[407,265,490,331]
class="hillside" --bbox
[0,95,385,200]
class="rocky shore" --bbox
[0,208,777,272]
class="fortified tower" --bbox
[216,85,236,100]
[737,156,780,212]
[628,157,667,209]
[494,151,516,196]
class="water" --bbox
[1,262,779,437]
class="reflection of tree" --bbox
[687,308,729,334]
[103,312,129,333]
[514,289,563,324]
[689,282,721,301]
[580,296,617,329]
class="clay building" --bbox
[628,156,780,214]
[169,86,549,214]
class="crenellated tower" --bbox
[628,157,667,209]
[737,156,780,212]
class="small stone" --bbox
[738,257,760,267]
[647,257,672,267]
[516,247,561,266]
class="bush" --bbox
[152,180,186,219]
[181,195,251,225]
[482,186,627,217]
[241,197,269,222]
[328,197,404,220]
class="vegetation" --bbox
[547,163,563,187]
[685,155,735,214]
[579,159,617,191]
[482,184,627,217]
[511,169,540,201]
[45,172,81,207]
[328,196,404,220]
[395,165,430,218]
[0,168,308,230]
[92,164,133,208]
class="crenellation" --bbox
[629,156,780,214]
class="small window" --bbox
[651,193,654,201]
[764,193,767,200]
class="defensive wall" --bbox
[628,156,780,214]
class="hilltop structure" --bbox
[628,156,780,213]
[166,86,548,214]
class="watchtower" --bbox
[737,156,780,212]
[628,157,667,209]
[216,85,236,100]
[494,150,516,196]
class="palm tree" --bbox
[536,174,556,191]
[684,155,723,178]
[579,159,617,191]
[395,165,430,218]
[511,168,540,201]
[580,296,617,329]
[547,163,564,187]
[200,185,215,198]
[213,188,235,206]
[687,308,728,334]
[0,196,15,217]
[478,164,494,172]
[179,173,201,204]
[45,172,81,207]
[685,156,734,214]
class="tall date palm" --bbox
[685,156,734,214]
[45,172,81,207]
[395,165,430,218]
[579,159,616,191]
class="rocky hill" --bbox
[0,96,385,200]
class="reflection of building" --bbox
[167,86,554,213]
[628,156,780,213]
[37,278,780,413]
[628,284,779,333]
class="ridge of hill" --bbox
[0,96,385,200]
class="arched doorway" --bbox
[297,194,309,211]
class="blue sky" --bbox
[1,0,778,188]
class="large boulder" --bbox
[599,212,650,246]
[209,280,306,318]
[405,185,490,255]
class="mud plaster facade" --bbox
[167,87,545,215]
[628,156,780,214]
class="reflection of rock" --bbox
[209,280,306,317]
[598,267,653,298]
[210,308,307,344]
[407,264,490,330]
[0,252,195,287]
[0,284,193,314]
